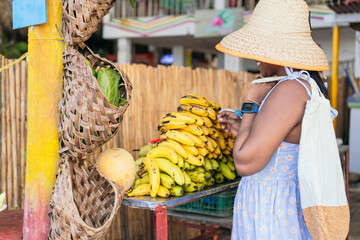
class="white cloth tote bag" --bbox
[298,78,350,240]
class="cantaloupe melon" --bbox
[96,148,136,192]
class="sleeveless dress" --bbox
[231,69,315,240]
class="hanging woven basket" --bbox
[58,46,132,159]
[48,158,123,239]
[62,0,116,47]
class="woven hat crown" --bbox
[216,0,329,71]
[247,0,310,34]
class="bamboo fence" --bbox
[0,55,27,209]
[0,58,357,239]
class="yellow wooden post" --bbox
[22,0,63,238]
[331,25,340,131]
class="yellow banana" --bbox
[200,126,210,135]
[182,170,192,187]
[207,152,214,159]
[182,124,204,136]
[205,106,217,120]
[179,94,211,107]
[157,185,170,198]
[177,154,185,169]
[153,158,185,186]
[198,147,209,157]
[209,137,218,150]
[158,120,189,132]
[207,99,221,112]
[162,112,197,124]
[178,112,205,126]
[147,146,179,164]
[198,134,208,143]
[197,154,205,165]
[178,104,208,117]
[218,132,227,150]
[200,116,213,128]
[227,138,234,149]
[222,149,231,155]
[210,159,221,172]
[184,161,190,171]
[214,145,221,155]
[142,157,160,197]
[184,182,198,192]
[160,173,175,189]
[213,121,222,130]
[169,186,184,197]
[204,158,213,172]
[210,128,220,140]
[158,140,188,159]
[179,130,205,148]
[187,171,206,183]
[214,172,224,183]
[160,130,195,146]
[205,138,215,153]
[217,152,223,160]
[185,154,203,166]
[223,132,230,139]
[127,184,151,197]
[182,144,200,157]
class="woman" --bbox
[216,0,333,239]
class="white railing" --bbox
[113,0,332,19]
[114,0,249,19]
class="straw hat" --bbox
[215,0,329,71]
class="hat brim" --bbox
[216,27,329,72]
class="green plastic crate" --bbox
[173,188,237,217]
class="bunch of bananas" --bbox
[128,94,239,198]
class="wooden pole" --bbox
[23,0,63,238]
[331,26,340,131]
[20,60,26,206]
[1,56,6,197]
[16,62,21,206]
[9,60,19,207]
[6,59,12,207]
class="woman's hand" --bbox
[218,111,241,136]
[246,81,277,104]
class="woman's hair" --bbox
[308,71,329,99]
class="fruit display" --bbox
[128,94,238,198]
[96,148,136,192]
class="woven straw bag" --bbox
[48,158,123,239]
[58,46,132,159]
[62,0,116,47]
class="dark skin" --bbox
[218,61,311,176]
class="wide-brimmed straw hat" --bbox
[215,0,329,71]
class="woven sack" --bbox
[58,46,132,159]
[62,0,115,47]
[48,158,123,239]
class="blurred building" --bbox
[102,0,360,77]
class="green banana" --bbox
[206,177,215,186]
[227,161,236,172]
[187,171,206,183]
[169,186,184,197]
[184,182,198,192]
[220,162,236,180]
[204,158,213,172]
[160,173,176,189]
[210,159,221,172]
[204,171,212,181]
[214,172,224,183]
